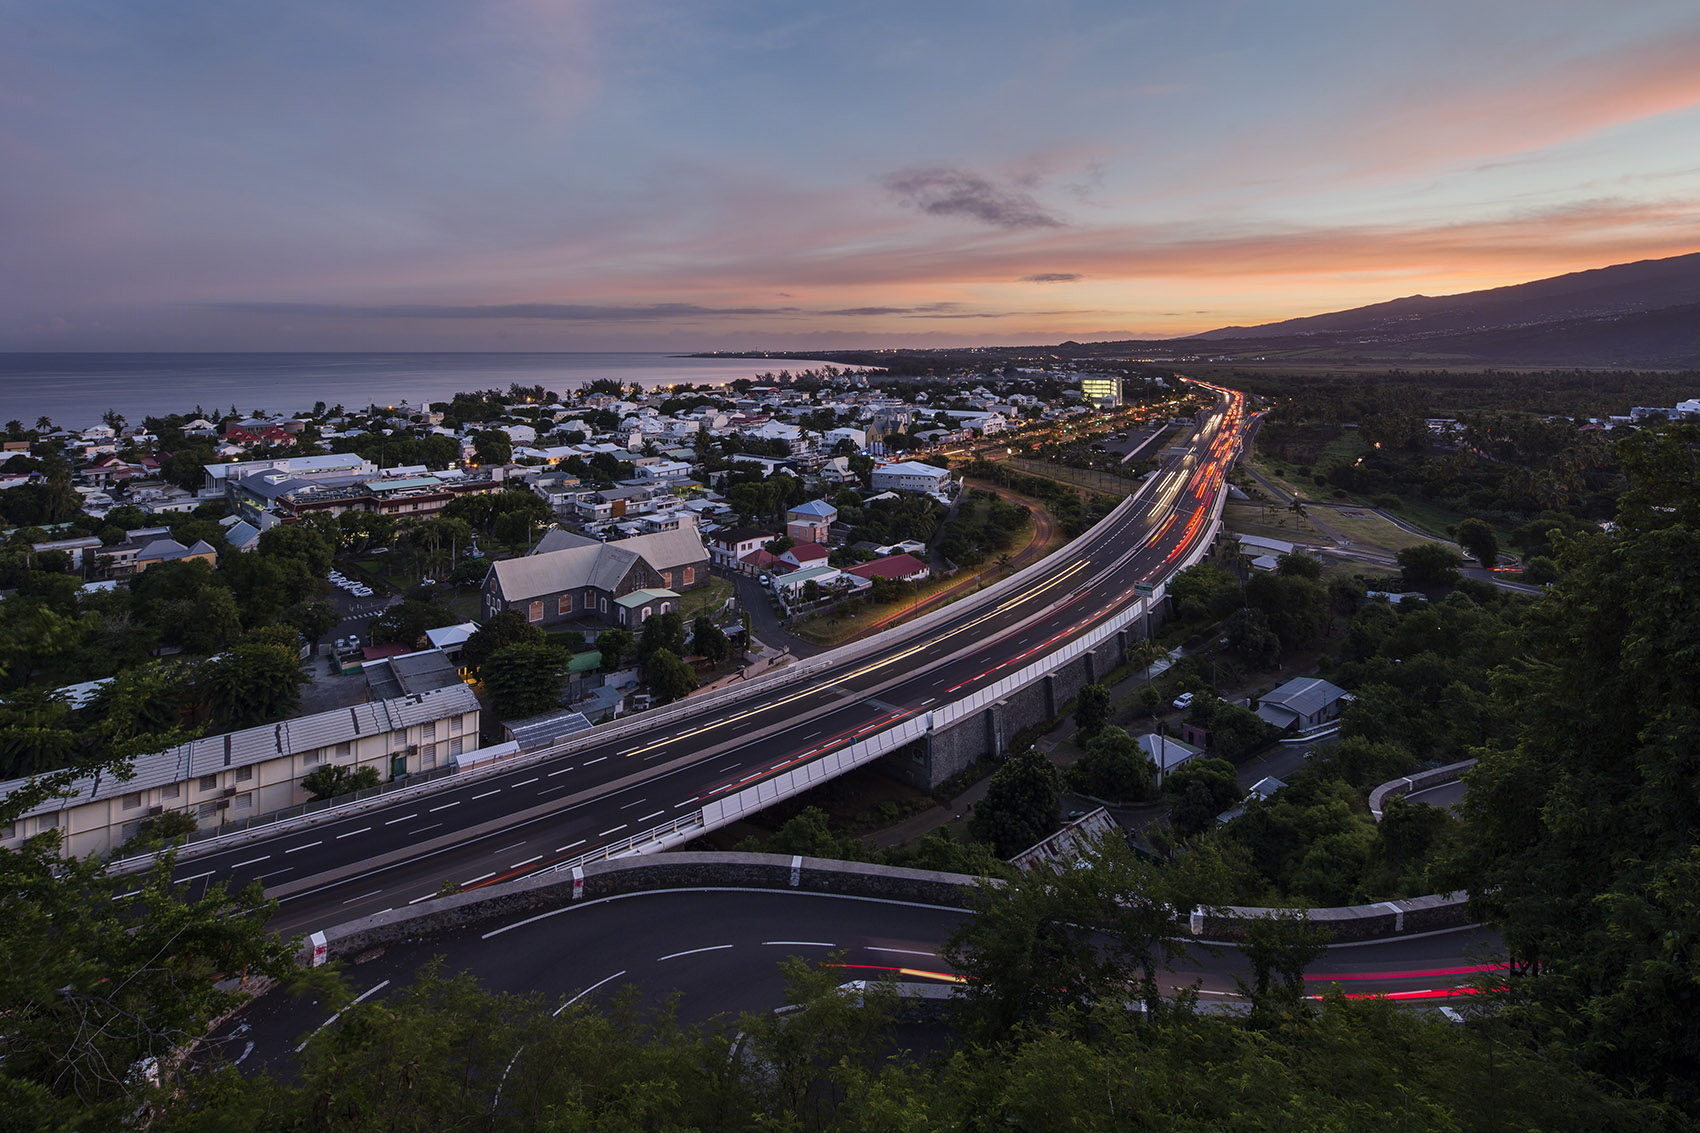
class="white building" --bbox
[0,683,481,858]
[870,460,951,495]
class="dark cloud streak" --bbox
[202,301,802,321]
[1020,272,1082,282]
[882,168,1063,229]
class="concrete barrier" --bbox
[1367,758,1477,820]
[297,851,1472,967]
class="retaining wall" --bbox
[1367,758,1478,820]
[299,851,1473,967]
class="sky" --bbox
[6,0,1700,352]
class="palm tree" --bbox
[996,553,1014,575]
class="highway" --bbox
[205,887,1503,1076]
[168,385,1250,936]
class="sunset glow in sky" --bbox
[7,1,1700,351]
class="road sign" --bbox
[1135,582,1155,595]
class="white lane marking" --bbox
[547,767,573,777]
[231,856,269,869]
[763,941,835,948]
[583,756,607,766]
[556,839,585,852]
[284,842,322,854]
[297,980,391,1051]
[407,823,443,836]
[620,797,647,809]
[510,855,541,868]
[175,871,215,883]
[112,890,141,901]
[384,813,417,825]
[801,730,822,739]
[492,841,527,855]
[512,778,538,787]
[638,810,664,823]
[471,789,501,800]
[340,889,383,905]
[429,801,460,812]
[657,944,732,962]
[407,892,438,905]
[555,970,627,1015]
[870,946,936,958]
[537,785,567,796]
[336,827,371,839]
[463,872,495,885]
[597,824,627,837]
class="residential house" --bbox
[1254,677,1350,733]
[785,499,838,544]
[708,527,775,570]
[778,542,830,571]
[531,525,709,592]
[845,552,930,584]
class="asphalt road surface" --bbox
[206,887,1504,1077]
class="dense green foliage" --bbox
[968,748,1060,857]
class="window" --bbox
[161,782,180,800]
[198,775,218,793]
[424,721,437,741]
[234,793,253,811]
[121,821,141,843]
[600,598,608,613]
[0,823,15,840]
[121,792,142,811]
[198,801,218,818]
[335,742,352,759]
[683,566,695,586]
[236,765,253,783]
[421,747,437,770]
[449,714,464,734]
[585,588,594,604]
[448,737,463,757]
[661,570,673,587]
[529,600,544,622]
[557,594,573,615]
[37,812,59,832]
[303,750,321,767]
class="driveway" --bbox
[728,571,822,657]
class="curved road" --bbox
[209,888,1503,1076]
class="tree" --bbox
[1074,683,1111,736]
[945,829,1192,1039]
[194,641,305,731]
[646,647,697,704]
[1067,726,1156,803]
[1454,516,1500,569]
[969,748,1060,858]
[1224,605,1281,669]
[1163,756,1240,837]
[1396,542,1463,589]
[281,598,338,654]
[1234,910,1333,1021]
[691,615,729,666]
[472,429,512,466]
[481,641,566,718]
[1456,438,1700,1110]
[458,610,544,680]
[596,628,632,672]
[0,822,294,1123]
[300,763,382,801]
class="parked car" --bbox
[1172,692,1195,710]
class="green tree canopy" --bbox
[969,748,1060,858]
[481,641,566,718]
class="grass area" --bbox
[677,575,734,622]
[790,573,968,646]
[1000,456,1135,498]
[1312,507,1454,554]
[1222,500,1329,544]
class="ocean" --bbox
[0,352,856,431]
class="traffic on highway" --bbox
[164,385,1251,938]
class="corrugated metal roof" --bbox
[3,682,479,820]
[1262,676,1346,717]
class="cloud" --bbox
[202,301,800,321]
[1020,272,1082,282]
[881,168,1063,229]
[823,302,965,316]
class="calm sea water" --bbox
[0,352,854,431]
